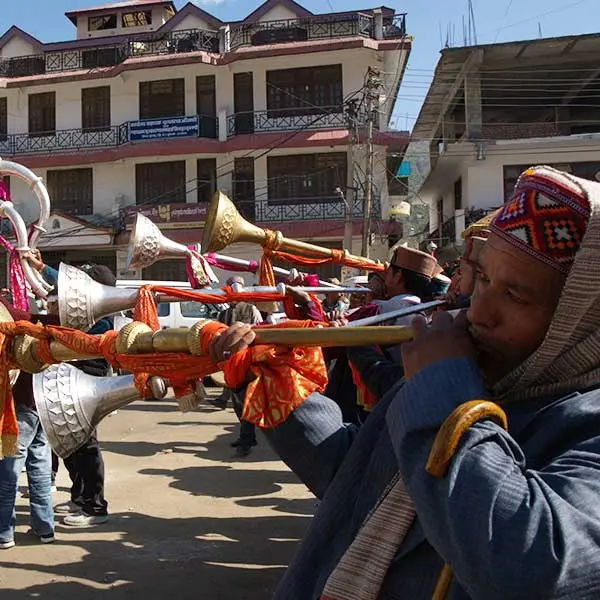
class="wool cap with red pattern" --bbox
[490,166,591,274]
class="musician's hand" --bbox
[285,271,304,287]
[22,250,44,272]
[327,310,347,327]
[443,290,458,307]
[209,322,256,364]
[401,311,476,380]
[286,285,311,306]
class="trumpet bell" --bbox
[34,363,167,458]
[202,191,266,253]
[58,263,137,331]
[127,213,191,270]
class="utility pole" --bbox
[361,66,380,259]
[343,99,359,256]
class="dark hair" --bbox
[392,266,431,299]
[81,264,117,287]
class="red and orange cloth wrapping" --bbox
[0,286,329,458]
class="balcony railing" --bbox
[0,13,407,78]
[227,107,347,137]
[0,28,219,78]
[0,114,217,156]
[229,13,375,49]
[441,217,456,245]
[253,194,381,223]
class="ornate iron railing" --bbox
[441,216,456,244]
[128,28,219,57]
[0,28,219,78]
[0,114,218,155]
[0,13,407,78]
[254,194,381,223]
[383,14,407,39]
[227,106,346,137]
[230,13,374,49]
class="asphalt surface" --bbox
[0,390,315,599]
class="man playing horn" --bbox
[211,165,600,599]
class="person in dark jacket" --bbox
[41,262,115,528]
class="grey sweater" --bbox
[262,357,600,599]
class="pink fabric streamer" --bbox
[0,181,29,311]
[204,252,259,274]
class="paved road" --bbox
[0,391,314,599]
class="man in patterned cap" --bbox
[211,166,600,599]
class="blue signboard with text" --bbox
[129,116,199,142]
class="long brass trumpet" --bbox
[57,263,368,331]
[202,192,384,270]
[126,213,340,287]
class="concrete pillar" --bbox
[117,248,140,279]
[186,158,198,203]
[184,74,196,116]
[219,25,231,54]
[218,109,228,141]
[464,69,482,141]
[373,8,384,40]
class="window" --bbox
[122,11,152,27]
[139,79,185,120]
[29,92,56,137]
[386,154,408,196]
[267,65,343,116]
[196,76,217,138]
[453,177,463,210]
[46,169,93,215]
[233,157,255,220]
[88,14,117,31]
[197,159,217,205]
[135,161,186,206]
[0,98,6,142]
[180,302,210,318]
[82,87,111,132]
[267,153,347,204]
[233,72,254,134]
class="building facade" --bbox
[410,33,600,258]
[0,0,410,282]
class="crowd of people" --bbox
[2,164,600,597]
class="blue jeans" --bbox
[0,405,54,543]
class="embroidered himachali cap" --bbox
[491,166,591,274]
[391,246,439,279]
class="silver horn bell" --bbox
[127,213,190,270]
[34,363,167,458]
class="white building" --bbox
[411,33,600,257]
[0,0,410,282]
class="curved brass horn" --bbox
[128,213,340,287]
[202,191,383,270]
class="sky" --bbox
[1,0,598,131]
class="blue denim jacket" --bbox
[263,357,600,599]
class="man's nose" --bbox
[467,285,500,330]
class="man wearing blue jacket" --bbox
[210,166,600,599]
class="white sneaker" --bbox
[63,512,108,527]
[54,501,79,514]
[0,540,15,549]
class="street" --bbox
[0,391,314,599]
